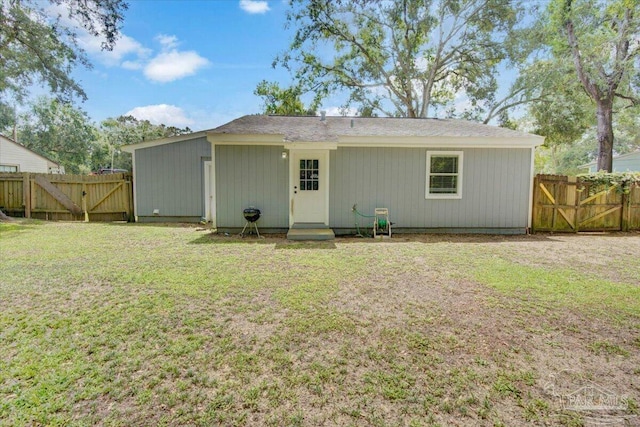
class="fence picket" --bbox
[0,172,132,222]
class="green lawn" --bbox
[1,222,638,426]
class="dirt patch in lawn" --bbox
[2,224,639,426]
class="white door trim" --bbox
[209,144,217,228]
[288,149,330,227]
[204,160,212,222]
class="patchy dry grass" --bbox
[1,223,638,426]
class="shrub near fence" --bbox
[532,173,640,232]
[0,172,133,222]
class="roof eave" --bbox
[120,130,211,153]
[207,133,544,148]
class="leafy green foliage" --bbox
[254,80,317,115]
[541,0,640,172]
[278,0,525,119]
[0,0,128,102]
[10,97,190,174]
[93,115,192,171]
[577,171,640,194]
[18,97,97,174]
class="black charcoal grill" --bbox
[240,207,261,238]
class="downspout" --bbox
[527,146,535,232]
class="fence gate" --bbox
[0,172,133,222]
[532,174,639,232]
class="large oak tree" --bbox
[548,0,639,172]
[276,0,525,119]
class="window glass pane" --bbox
[306,160,312,168]
[430,176,457,193]
[300,160,305,169]
[313,160,318,169]
[430,156,458,174]
[300,181,306,190]
[312,181,318,190]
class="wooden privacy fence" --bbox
[532,174,640,232]
[0,172,133,222]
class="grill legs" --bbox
[239,221,261,238]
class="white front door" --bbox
[290,150,329,225]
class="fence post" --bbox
[531,175,538,233]
[22,172,31,218]
[621,190,630,232]
[82,182,89,222]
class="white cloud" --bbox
[121,60,144,70]
[80,34,151,67]
[323,106,360,116]
[239,0,270,14]
[156,34,179,49]
[125,104,195,127]
[144,50,210,83]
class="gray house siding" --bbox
[135,136,211,222]
[215,145,289,230]
[329,147,532,233]
[588,153,640,173]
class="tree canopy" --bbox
[541,0,639,171]
[0,0,128,103]
[254,80,317,115]
[276,0,525,119]
[18,97,97,174]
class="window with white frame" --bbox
[426,151,463,199]
[0,164,19,173]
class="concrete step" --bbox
[290,222,330,229]
[287,228,335,241]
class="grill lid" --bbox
[243,207,261,222]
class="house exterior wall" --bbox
[329,147,532,233]
[0,136,51,173]
[215,145,289,230]
[134,136,210,222]
[588,153,640,173]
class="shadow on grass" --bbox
[189,233,273,245]
[0,219,45,234]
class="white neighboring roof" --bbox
[0,134,64,173]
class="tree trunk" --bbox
[595,99,614,172]
[0,209,13,222]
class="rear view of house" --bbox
[123,115,544,235]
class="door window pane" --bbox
[299,159,320,191]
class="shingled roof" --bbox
[209,114,541,143]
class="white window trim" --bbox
[0,164,20,173]
[425,151,463,199]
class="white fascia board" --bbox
[205,133,544,149]
[284,142,338,150]
[338,135,544,148]
[207,133,285,145]
[121,131,209,153]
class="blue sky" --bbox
[72,0,309,130]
